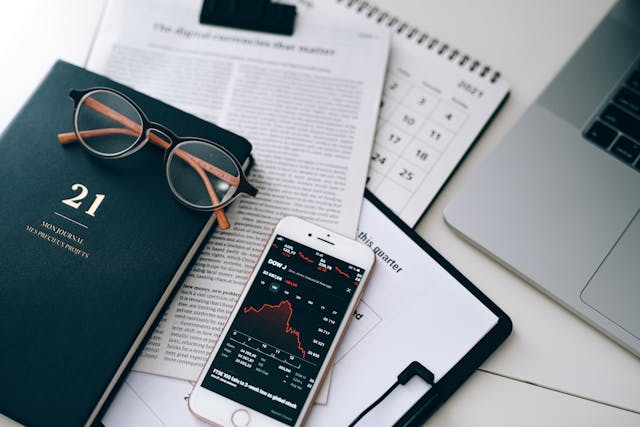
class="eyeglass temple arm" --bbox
[180,149,230,230]
[57,99,231,229]
[58,127,138,141]
[59,130,240,190]
[56,97,240,187]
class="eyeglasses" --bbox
[57,87,258,230]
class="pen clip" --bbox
[397,361,435,386]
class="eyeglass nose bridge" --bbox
[145,122,179,152]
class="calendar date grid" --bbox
[367,71,468,214]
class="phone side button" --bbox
[231,409,251,427]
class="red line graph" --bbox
[242,300,307,358]
[299,251,314,263]
[335,266,350,279]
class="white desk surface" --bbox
[1,0,638,426]
[378,0,640,419]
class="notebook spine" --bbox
[339,0,502,83]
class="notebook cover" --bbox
[0,60,252,427]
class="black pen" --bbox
[349,361,437,427]
[394,390,443,427]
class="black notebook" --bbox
[0,60,252,427]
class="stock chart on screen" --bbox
[202,235,365,425]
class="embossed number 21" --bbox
[62,183,106,217]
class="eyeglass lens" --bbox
[167,140,241,210]
[75,90,144,157]
[74,89,244,211]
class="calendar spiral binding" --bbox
[339,0,502,83]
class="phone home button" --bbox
[231,409,251,427]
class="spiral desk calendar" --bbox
[335,0,511,226]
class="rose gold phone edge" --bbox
[188,216,375,426]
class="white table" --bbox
[377,0,640,425]
[1,1,638,426]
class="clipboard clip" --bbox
[200,0,297,36]
[349,361,436,427]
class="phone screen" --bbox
[200,235,366,425]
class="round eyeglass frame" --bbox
[69,87,258,212]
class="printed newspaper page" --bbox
[87,0,389,388]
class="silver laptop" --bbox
[444,0,640,357]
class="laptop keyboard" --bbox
[584,64,640,171]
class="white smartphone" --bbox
[189,216,375,427]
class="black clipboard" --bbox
[356,190,512,426]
